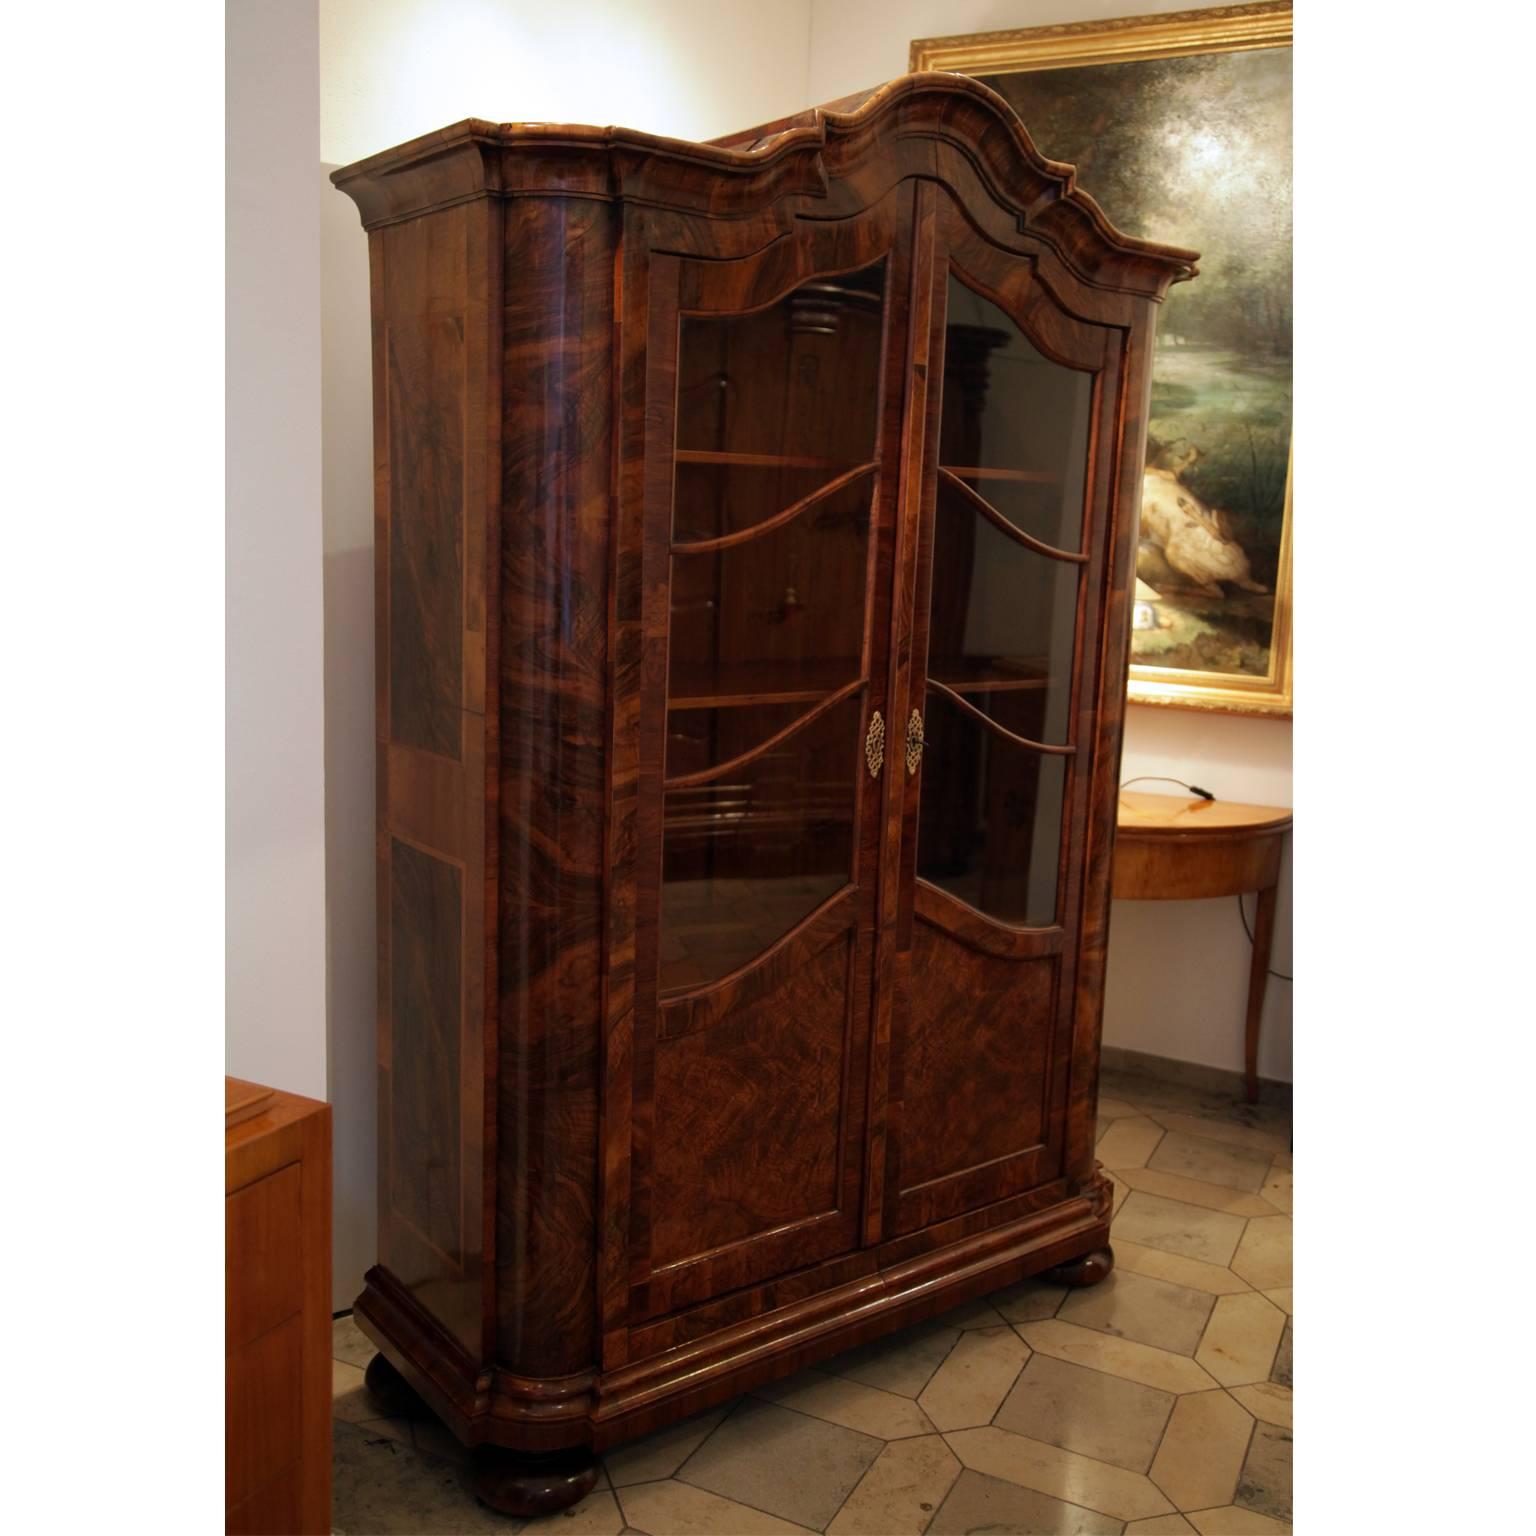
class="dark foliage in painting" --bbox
[985,49,1292,678]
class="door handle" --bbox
[905,709,925,775]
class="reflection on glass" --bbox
[927,481,1079,745]
[660,694,861,990]
[940,275,1091,551]
[915,688,1066,927]
[913,269,1096,928]
[661,259,888,989]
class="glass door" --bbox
[881,198,1116,1239]
[661,261,888,990]
[625,201,913,1320]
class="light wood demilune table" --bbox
[1112,791,1293,1104]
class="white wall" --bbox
[320,0,814,165]
[227,0,329,1101]
[322,161,377,1306]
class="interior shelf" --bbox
[668,659,863,710]
[667,659,1049,708]
[925,656,1052,693]
[675,449,867,470]
[941,464,1063,484]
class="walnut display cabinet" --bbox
[332,74,1196,1516]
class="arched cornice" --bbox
[331,72,1198,300]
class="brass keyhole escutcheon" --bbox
[905,710,924,775]
[865,711,885,778]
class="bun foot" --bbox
[472,1445,600,1518]
[364,1352,431,1420]
[1043,1245,1115,1288]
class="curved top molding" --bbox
[331,72,1198,299]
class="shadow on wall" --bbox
[322,164,377,1309]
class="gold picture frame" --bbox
[912,3,1293,717]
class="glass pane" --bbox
[675,263,886,465]
[672,462,847,544]
[660,693,862,990]
[661,260,888,990]
[668,474,872,707]
[915,687,1067,927]
[927,480,1079,745]
[664,700,832,780]
[941,274,1092,551]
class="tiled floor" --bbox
[332,1066,1292,1534]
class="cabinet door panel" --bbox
[636,886,867,1319]
[892,928,1057,1233]
[882,199,1115,1239]
[621,194,914,1323]
[652,935,852,1263]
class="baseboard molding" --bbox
[1101,1044,1292,1107]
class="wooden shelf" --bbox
[669,659,862,711]
[670,688,834,710]
[942,464,1062,484]
[931,677,1050,695]
[667,659,1051,708]
[676,450,866,471]
[925,656,1052,694]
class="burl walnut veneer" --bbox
[332,73,1196,1515]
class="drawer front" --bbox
[226,1163,303,1351]
[225,1313,303,1510]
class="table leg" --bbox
[1244,884,1279,1104]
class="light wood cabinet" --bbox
[225,1079,331,1534]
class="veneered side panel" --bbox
[372,199,495,1363]
[388,313,464,758]
[389,838,463,1263]
[494,196,615,1379]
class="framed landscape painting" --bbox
[912,3,1293,715]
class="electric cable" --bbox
[1119,775,1215,800]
